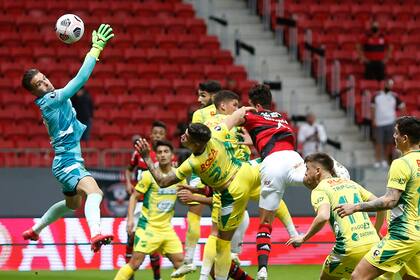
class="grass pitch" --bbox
[0,265,321,279]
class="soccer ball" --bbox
[55,14,84,44]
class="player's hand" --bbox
[134,138,151,158]
[334,204,357,218]
[237,127,253,146]
[125,183,134,195]
[286,234,305,247]
[92,24,114,51]
[177,184,198,193]
[126,219,134,235]
[177,189,194,204]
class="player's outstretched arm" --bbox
[334,188,402,217]
[59,24,114,101]
[286,203,330,247]
[134,138,180,187]
[222,106,256,130]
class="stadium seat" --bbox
[191,49,213,64]
[181,65,205,80]
[150,79,173,95]
[118,94,141,110]
[187,19,207,34]
[226,65,248,81]
[156,35,178,50]
[105,79,127,95]
[128,80,151,95]
[164,18,188,34]
[204,65,226,80]
[124,49,148,64]
[138,64,159,79]
[95,95,117,110]
[160,64,182,80]
[116,63,138,80]
[213,50,234,65]
[173,80,196,96]
[177,34,198,49]
[133,34,156,49]
[169,49,192,65]
[146,49,168,64]
[174,3,195,18]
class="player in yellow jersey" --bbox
[178,80,222,274]
[286,152,384,279]
[335,116,420,280]
[114,140,187,280]
[135,109,260,280]
[191,80,221,123]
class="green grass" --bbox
[0,265,322,280]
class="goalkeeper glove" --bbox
[89,24,115,60]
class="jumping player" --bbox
[21,24,114,252]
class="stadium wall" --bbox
[0,168,313,217]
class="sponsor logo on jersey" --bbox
[390,177,406,185]
[201,149,218,172]
[157,200,175,212]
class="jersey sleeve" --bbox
[192,110,202,123]
[311,187,330,212]
[56,55,97,104]
[358,185,374,201]
[211,123,230,140]
[128,151,138,170]
[175,158,194,181]
[387,158,411,191]
[135,172,151,194]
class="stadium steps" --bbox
[360,168,388,196]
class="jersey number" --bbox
[338,193,369,224]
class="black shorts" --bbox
[364,60,385,81]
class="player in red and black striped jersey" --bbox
[223,84,349,280]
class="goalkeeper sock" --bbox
[275,200,298,237]
[85,193,102,237]
[184,211,201,264]
[33,200,73,234]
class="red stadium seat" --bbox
[160,64,182,80]
[173,80,196,96]
[204,65,226,80]
[99,124,122,141]
[93,64,115,80]
[226,65,247,81]
[105,79,127,95]
[177,35,198,49]
[113,33,134,49]
[174,3,195,18]
[133,34,156,49]
[213,50,234,65]
[95,95,117,110]
[128,80,151,95]
[116,63,138,80]
[156,35,178,50]
[187,19,206,34]
[102,48,124,64]
[181,65,205,80]
[191,49,213,64]
[169,49,192,65]
[118,95,141,110]
[164,94,194,111]
[110,109,131,126]
[138,64,159,79]
[124,49,148,64]
[150,79,173,95]
[164,18,188,34]
[146,49,168,64]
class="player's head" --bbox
[248,84,272,110]
[213,90,240,115]
[394,116,420,152]
[181,123,211,152]
[370,20,379,34]
[303,152,336,189]
[150,120,167,143]
[154,140,174,166]
[22,69,55,97]
[306,112,316,125]
[384,79,394,92]
[197,80,222,107]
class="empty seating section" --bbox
[0,0,255,167]
[265,0,420,122]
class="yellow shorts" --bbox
[322,243,374,278]
[133,226,183,255]
[217,163,260,231]
[364,236,420,276]
[211,192,221,224]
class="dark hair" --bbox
[188,123,211,143]
[22,69,40,92]
[152,120,167,130]
[396,116,420,144]
[198,80,222,94]
[154,139,174,151]
[248,84,272,109]
[304,153,335,175]
[213,90,239,109]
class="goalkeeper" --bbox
[21,24,114,253]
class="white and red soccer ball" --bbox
[55,14,84,44]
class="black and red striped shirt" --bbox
[243,110,295,159]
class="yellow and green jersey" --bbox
[206,114,251,162]
[175,126,242,192]
[192,104,217,124]
[135,169,187,229]
[386,150,420,240]
[311,178,380,254]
